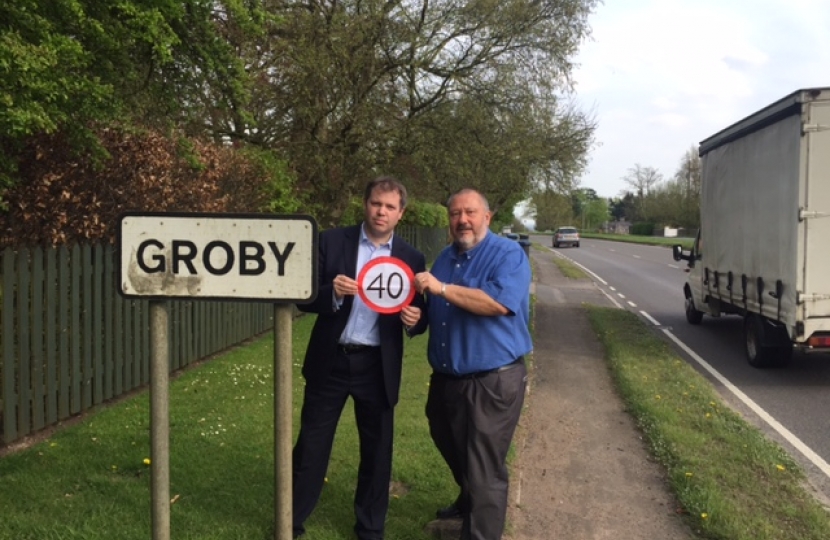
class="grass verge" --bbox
[548,253,587,279]
[581,232,694,249]
[0,316,455,540]
[586,306,830,540]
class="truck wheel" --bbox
[744,314,791,368]
[685,296,703,325]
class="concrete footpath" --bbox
[502,247,696,540]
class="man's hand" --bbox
[400,305,422,327]
[414,271,441,296]
[333,274,358,300]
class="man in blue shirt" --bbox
[413,188,532,540]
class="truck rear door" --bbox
[802,100,830,321]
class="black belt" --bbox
[338,343,380,355]
[442,357,524,380]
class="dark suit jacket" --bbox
[297,224,427,408]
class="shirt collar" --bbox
[360,223,394,249]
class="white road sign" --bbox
[118,212,317,302]
[357,256,416,313]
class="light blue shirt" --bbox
[427,231,532,375]
[338,224,393,346]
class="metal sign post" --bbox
[149,301,170,540]
[118,212,317,540]
[274,304,293,540]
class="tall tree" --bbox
[608,193,635,222]
[236,0,599,225]
[0,0,265,192]
[622,164,662,221]
[672,145,701,229]
[530,188,572,232]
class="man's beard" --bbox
[454,228,478,251]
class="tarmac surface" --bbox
[427,246,696,539]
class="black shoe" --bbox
[435,503,462,520]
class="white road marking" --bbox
[662,329,830,480]
[599,287,624,309]
[640,311,661,326]
[627,301,637,308]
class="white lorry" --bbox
[673,87,830,367]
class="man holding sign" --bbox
[293,176,426,540]
[413,188,531,540]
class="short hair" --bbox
[364,175,408,209]
[447,188,490,211]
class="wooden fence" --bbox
[0,225,447,446]
[0,243,273,445]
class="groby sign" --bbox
[118,212,318,302]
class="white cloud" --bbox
[571,0,830,198]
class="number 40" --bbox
[367,272,404,299]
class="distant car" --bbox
[553,227,580,248]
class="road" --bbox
[530,234,830,504]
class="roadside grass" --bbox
[581,231,695,250]
[587,306,830,540]
[0,315,456,540]
[548,252,587,279]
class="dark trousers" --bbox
[426,363,527,540]
[292,348,392,540]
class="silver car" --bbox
[552,226,580,248]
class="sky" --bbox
[571,0,830,199]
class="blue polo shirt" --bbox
[427,232,532,376]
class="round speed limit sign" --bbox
[357,256,416,314]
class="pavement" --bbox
[426,246,696,539]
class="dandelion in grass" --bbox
[701,513,708,519]
[655,394,661,400]
[776,464,786,471]
[685,472,693,478]
[143,458,151,465]
[705,413,711,418]
[50,442,58,447]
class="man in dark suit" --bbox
[292,176,426,540]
